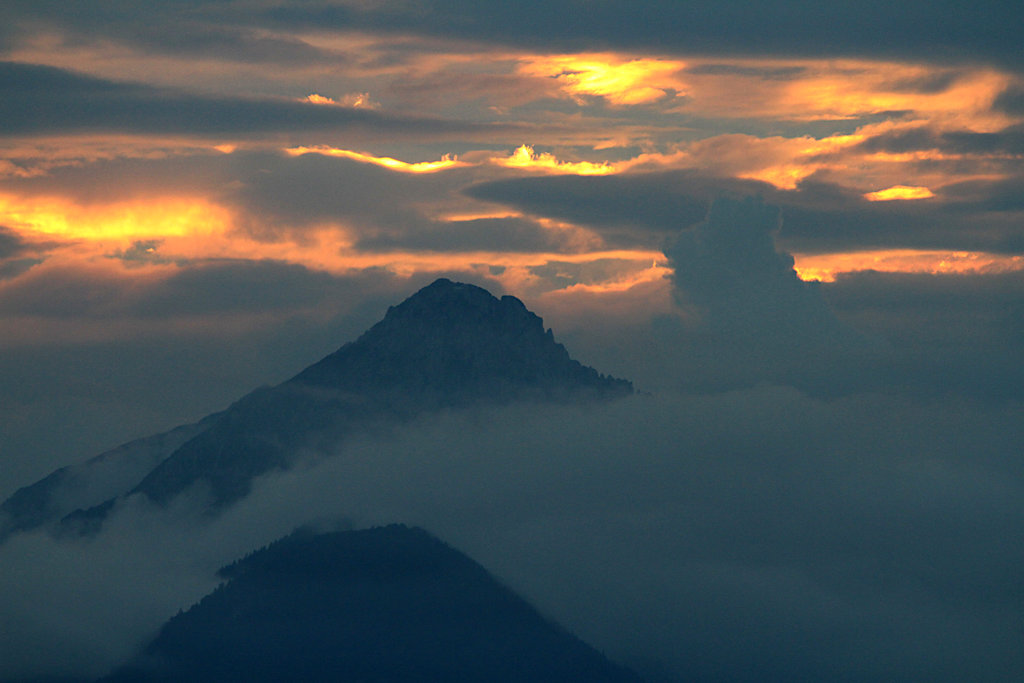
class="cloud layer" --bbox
[2,390,1022,681]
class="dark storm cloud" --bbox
[857,123,1024,156]
[256,0,1024,71]
[778,179,1024,254]
[993,85,1024,114]
[0,62,477,139]
[940,175,1024,215]
[5,1,1022,72]
[666,196,848,343]
[0,0,334,65]
[466,170,761,248]
[471,169,1024,254]
[658,196,882,393]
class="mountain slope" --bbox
[0,417,217,540]
[1,279,631,536]
[102,525,644,683]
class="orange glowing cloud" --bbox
[493,145,617,175]
[863,185,935,201]
[286,146,466,173]
[0,193,230,242]
[780,64,1013,129]
[517,53,687,105]
[674,133,865,190]
[674,59,1015,131]
[303,92,379,109]
[794,250,1024,282]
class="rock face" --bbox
[292,278,630,401]
[102,525,644,683]
[1,279,632,536]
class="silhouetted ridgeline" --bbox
[102,525,644,683]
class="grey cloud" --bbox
[940,175,1024,215]
[855,125,943,153]
[884,69,963,93]
[778,179,1024,254]
[0,61,479,139]
[857,123,1024,156]
[466,171,751,248]
[993,84,1024,114]
[6,1,1022,72]
[0,225,27,259]
[662,196,878,391]
[684,63,808,80]
[0,225,55,280]
[356,216,589,253]
[469,168,1024,255]
[224,151,446,234]
[942,126,1024,155]
[117,22,333,65]
[1,0,335,65]
[255,0,1024,72]
[528,259,653,289]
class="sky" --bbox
[1,1,1023,680]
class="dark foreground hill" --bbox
[102,525,643,683]
[1,279,631,539]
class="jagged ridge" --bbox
[291,278,631,399]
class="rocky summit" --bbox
[290,278,633,402]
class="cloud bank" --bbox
[2,390,1021,681]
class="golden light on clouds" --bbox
[287,144,623,176]
[286,146,466,173]
[863,185,935,201]
[794,250,1024,282]
[303,92,379,109]
[518,53,686,105]
[494,145,617,175]
[0,194,230,242]
[777,63,1014,128]
[685,132,865,190]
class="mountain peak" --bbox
[290,279,632,402]
[373,278,542,342]
[2,280,632,526]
